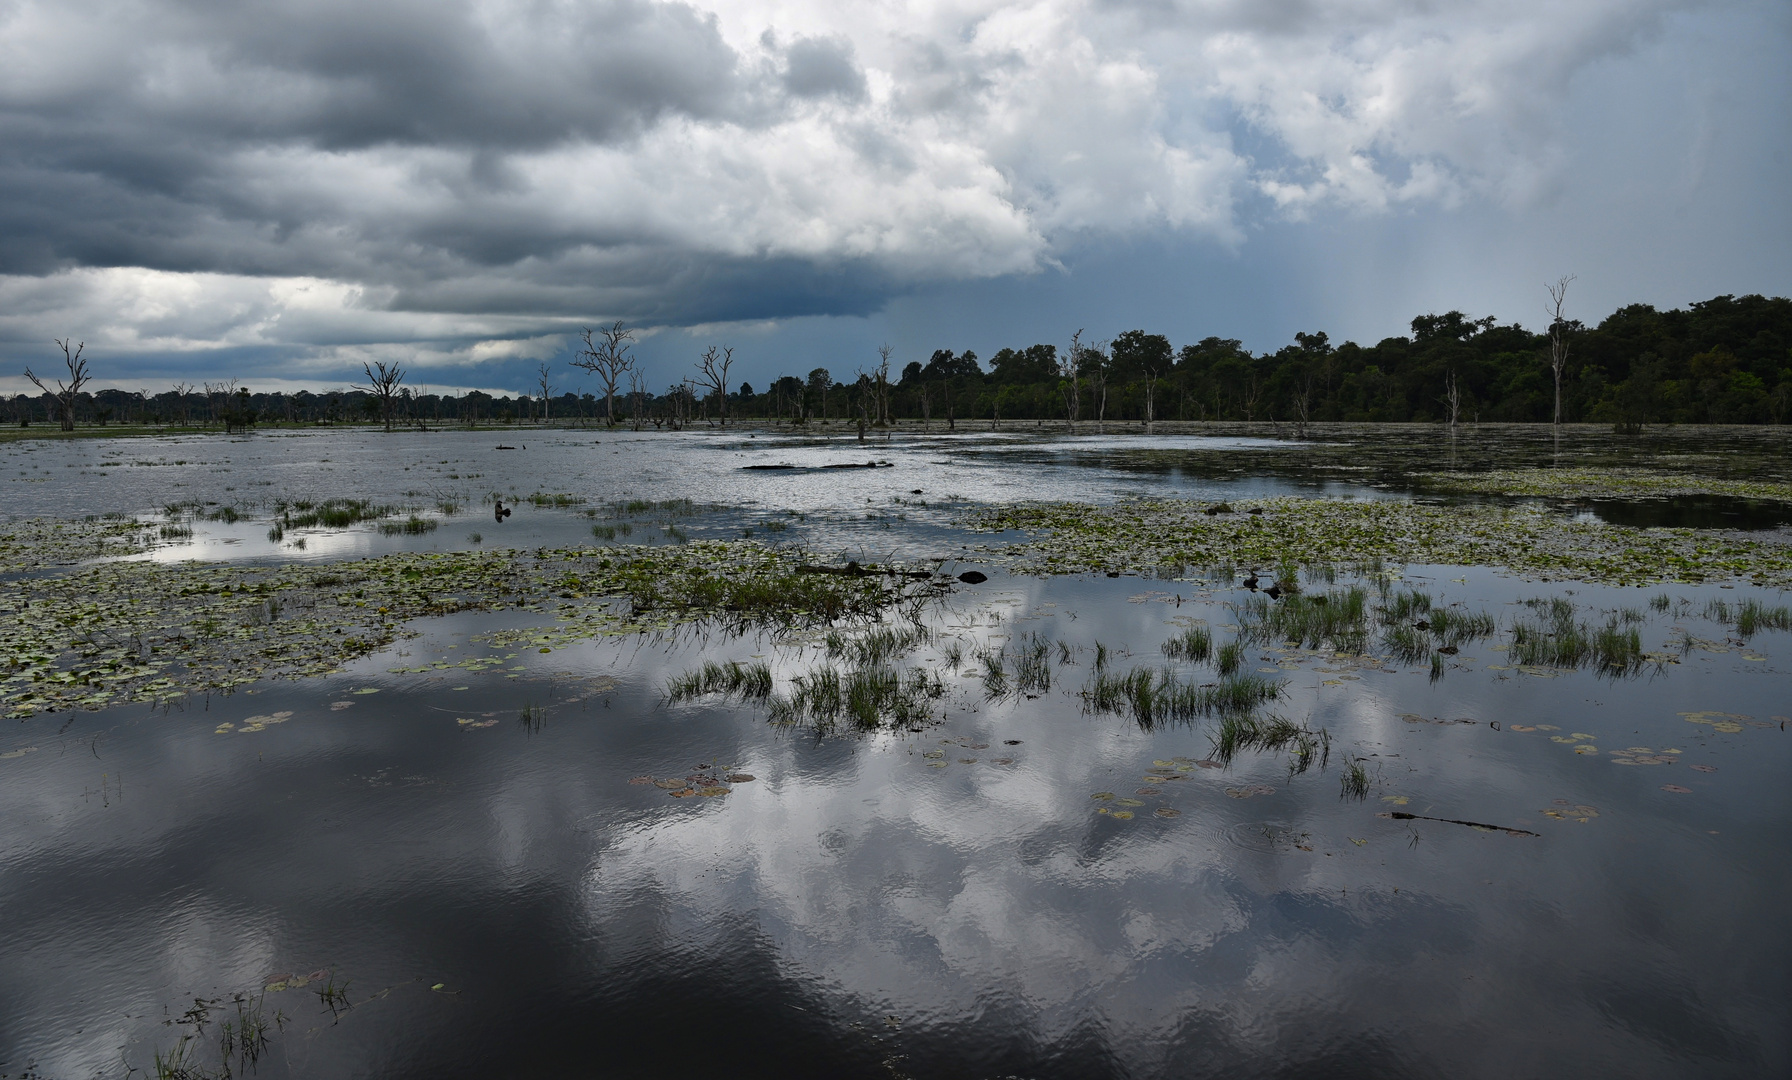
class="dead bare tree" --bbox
[1443,370,1462,435]
[1086,339,1111,434]
[626,369,647,431]
[1546,275,1575,429]
[571,322,636,426]
[354,360,406,432]
[875,344,894,427]
[1141,364,1160,434]
[1059,329,1084,433]
[694,345,735,426]
[170,382,192,424]
[1290,372,1314,439]
[25,338,92,431]
[917,381,932,431]
[536,363,554,422]
[852,372,873,443]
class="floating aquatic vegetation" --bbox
[0,516,159,571]
[0,540,928,719]
[972,497,1792,587]
[1421,467,1792,504]
[1341,761,1370,800]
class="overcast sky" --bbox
[2,0,1787,396]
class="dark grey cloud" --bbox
[781,35,867,101]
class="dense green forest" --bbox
[11,293,1789,430]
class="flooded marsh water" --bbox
[1,426,1789,1079]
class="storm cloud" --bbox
[0,0,1783,386]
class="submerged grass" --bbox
[767,663,945,730]
[1509,599,1647,676]
[1239,587,1369,651]
[1161,625,1212,662]
[1210,712,1330,774]
[825,623,933,667]
[666,660,776,704]
[1081,667,1283,729]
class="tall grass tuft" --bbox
[1240,586,1370,651]
[666,660,776,704]
[1210,712,1330,773]
[1161,625,1212,662]
[1735,599,1792,637]
[1081,667,1282,729]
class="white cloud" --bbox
[0,0,1722,369]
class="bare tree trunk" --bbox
[25,338,91,431]
[1546,275,1575,430]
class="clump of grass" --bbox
[1703,598,1732,622]
[620,560,910,626]
[527,492,583,507]
[1341,761,1370,800]
[160,523,193,540]
[826,623,933,667]
[1056,640,1074,665]
[436,499,459,515]
[1650,593,1674,612]
[1081,667,1283,729]
[282,498,390,529]
[1210,712,1330,773]
[1013,634,1051,694]
[942,638,965,669]
[1428,606,1497,646]
[592,524,617,540]
[1161,625,1212,662]
[979,649,1008,698]
[1384,623,1429,664]
[1240,586,1369,651]
[207,506,242,524]
[1215,641,1243,676]
[666,660,775,704]
[1511,600,1646,676]
[762,519,788,533]
[1429,651,1445,682]
[1380,589,1432,624]
[467,532,483,544]
[767,664,944,729]
[378,515,438,536]
[1093,641,1110,672]
[612,497,699,516]
[663,524,688,543]
[1735,599,1792,637]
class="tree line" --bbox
[10,293,1790,432]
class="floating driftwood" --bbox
[1379,811,1538,837]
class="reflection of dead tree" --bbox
[1545,275,1575,429]
[25,338,92,431]
[571,322,636,426]
[694,345,735,425]
[917,382,932,431]
[353,361,405,432]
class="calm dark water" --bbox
[2,428,1790,1079]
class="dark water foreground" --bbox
[2,567,1787,1079]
